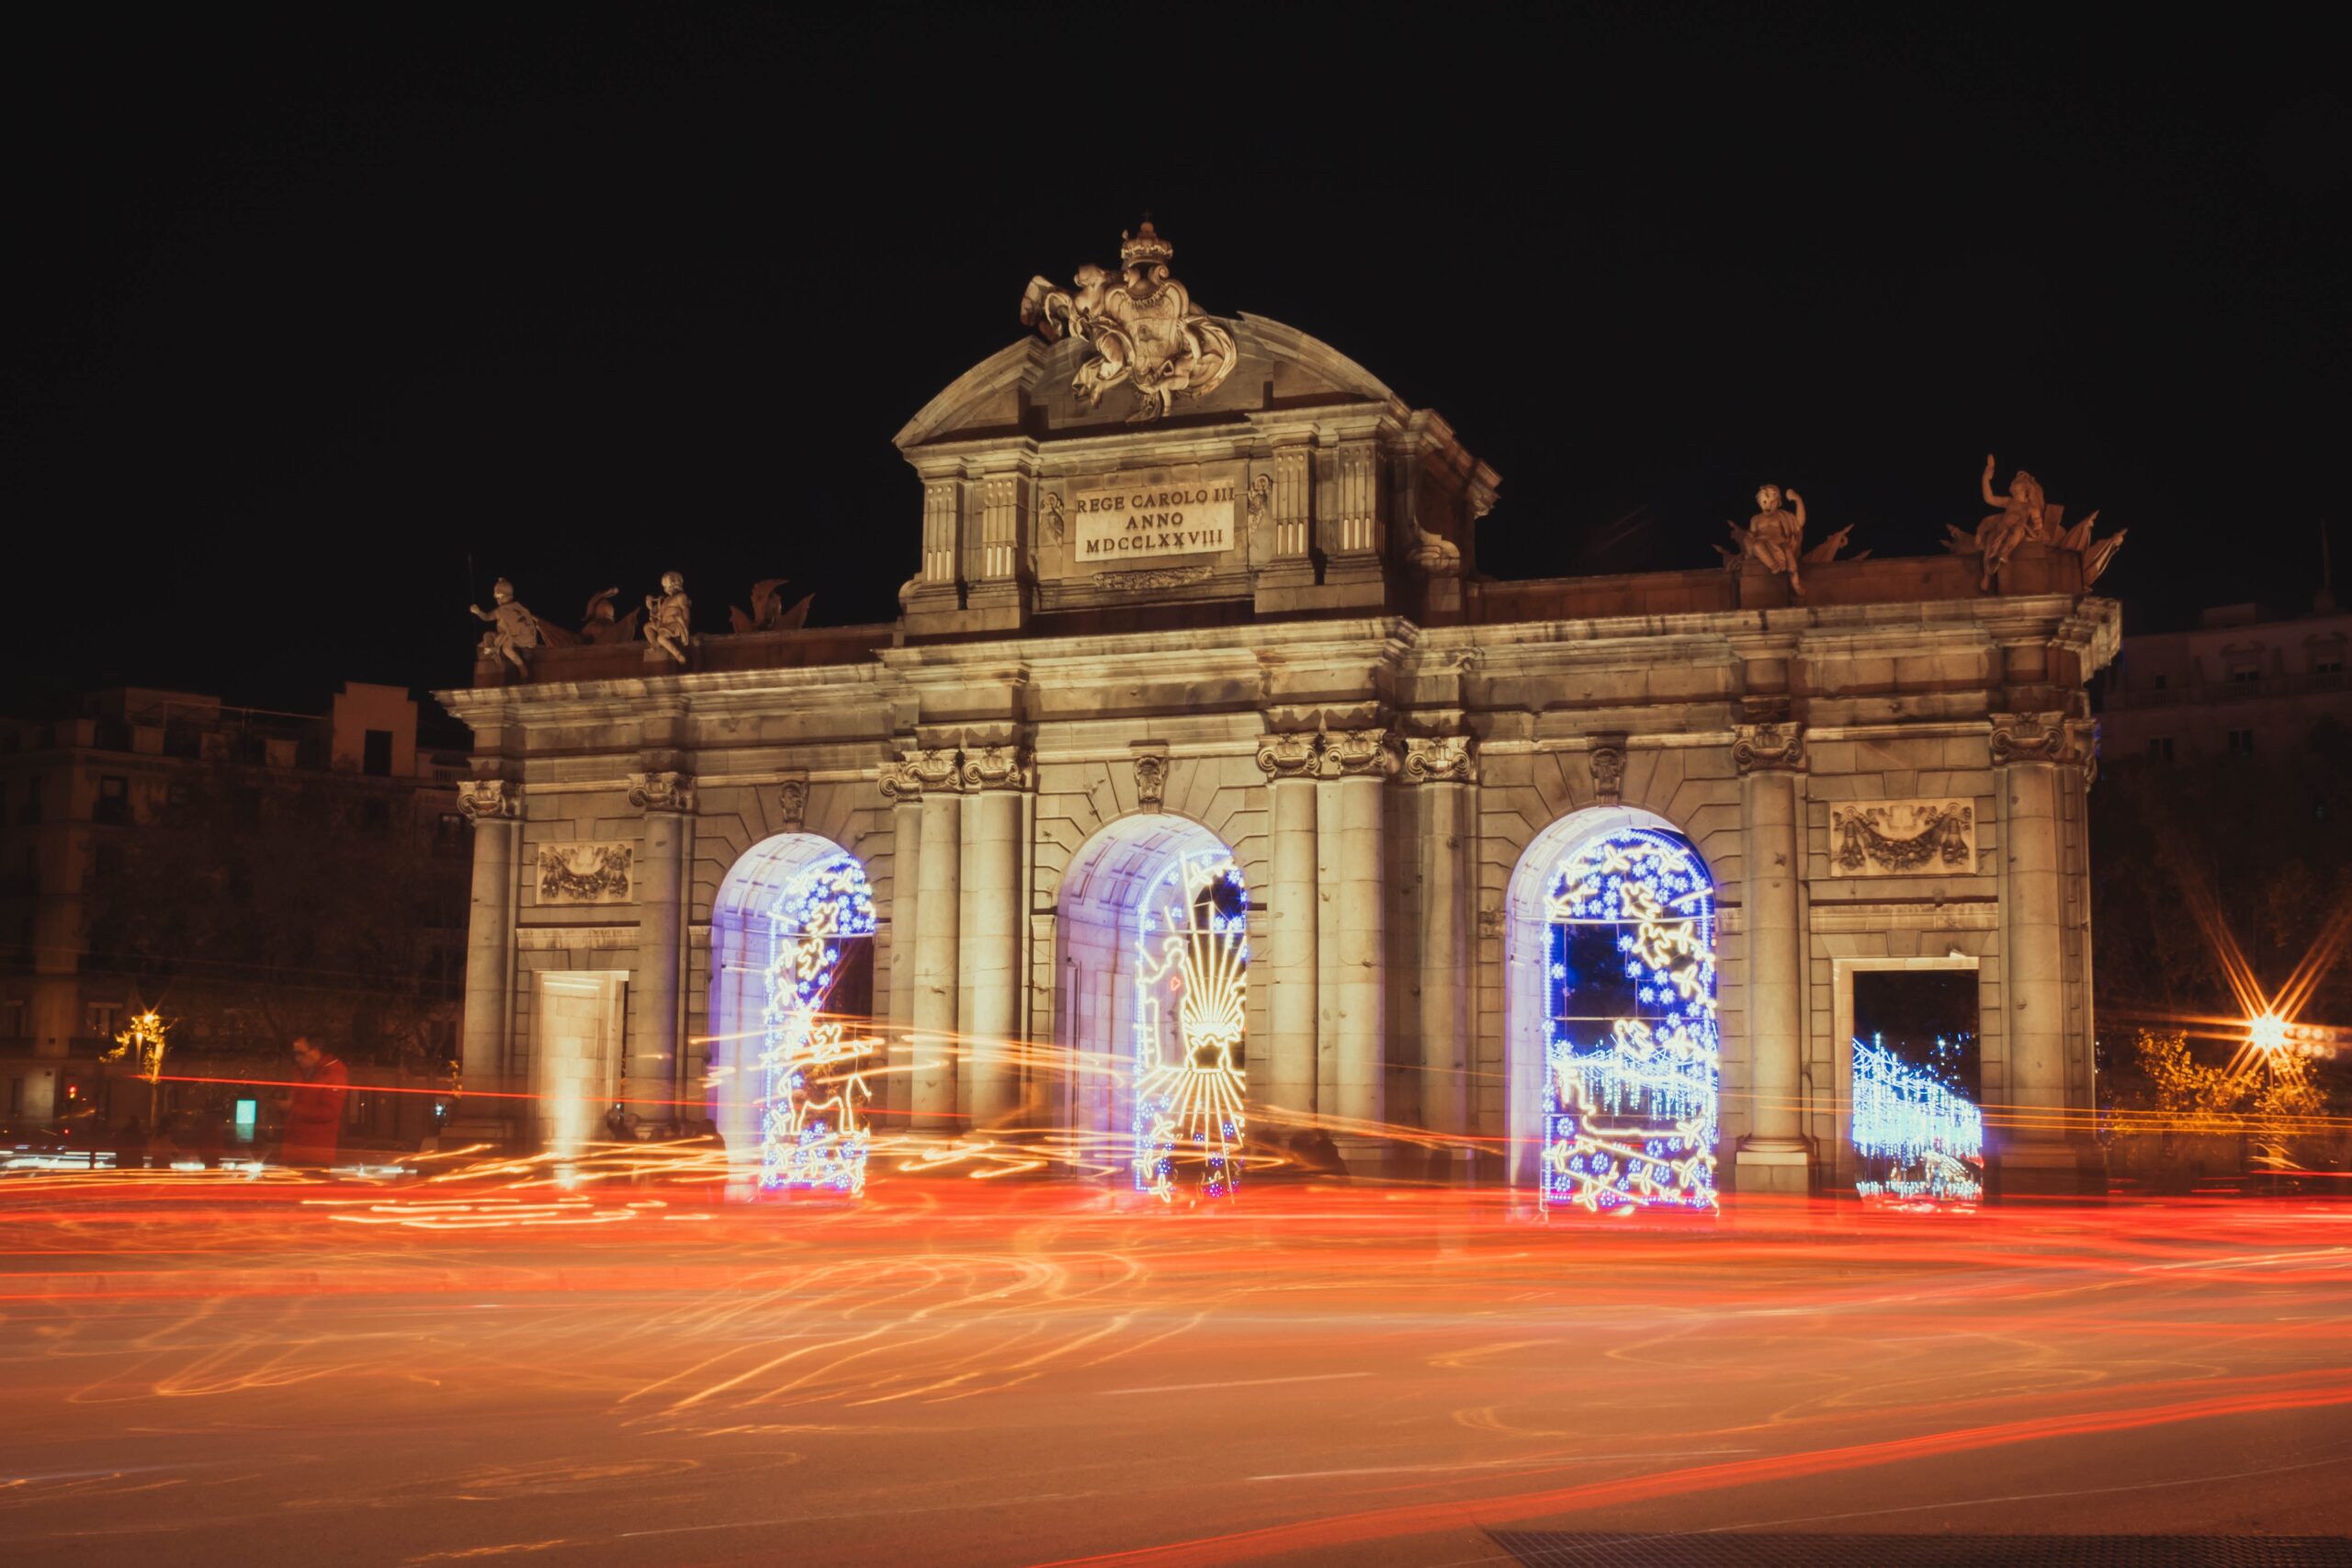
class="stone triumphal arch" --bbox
[442,221,2120,1199]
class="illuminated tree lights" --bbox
[1850,1035,1984,1204]
[759,854,878,1195]
[1132,852,1249,1201]
[1541,829,1720,1213]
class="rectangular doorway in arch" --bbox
[1850,969,1984,1204]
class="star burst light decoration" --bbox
[758,854,878,1195]
[1541,829,1719,1213]
[1132,852,1248,1201]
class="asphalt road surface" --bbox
[4,1174,2348,1566]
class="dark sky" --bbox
[6,4,2346,719]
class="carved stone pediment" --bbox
[1733,723,1807,774]
[627,771,695,814]
[1830,800,1976,876]
[536,841,635,905]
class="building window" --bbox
[359,797,392,831]
[363,728,394,777]
[19,780,40,824]
[2230,668,2261,683]
[436,812,466,853]
[2147,738,2174,761]
[2152,673,2167,690]
[2317,658,2345,675]
[2227,729,2256,757]
[95,774,130,825]
[85,1001,121,1039]
[1,1000,23,1040]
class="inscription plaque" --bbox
[1069,468,1238,565]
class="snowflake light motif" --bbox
[1541,829,1719,1213]
[1132,852,1248,1201]
[759,853,878,1195]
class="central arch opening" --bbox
[1055,815,1248,1200]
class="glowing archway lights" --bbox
[1540,828,1719,1213]
[759,852,878,1194]
[1131,851,1249,1201]
[1851,1035,1984,1203]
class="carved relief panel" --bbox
[1828,799,1977,876]
[536,841,635,905]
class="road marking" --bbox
[1099,1371,1373,1396]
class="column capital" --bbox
[879,748,957,801]
[1255,727,1399,781]
[627,771,696,814]
[1733,722,1807,775]
[457,777,517,821]
[959,745,1033,793]
[1990,711,2098,778]
[1399,735,1476,785]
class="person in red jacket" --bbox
[280,1036,349,1168]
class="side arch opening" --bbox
[1054,814,1247,1200]
[708,832,878,1195]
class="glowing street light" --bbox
[2247,1012,2290,1056]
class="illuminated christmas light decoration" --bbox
[758,852,878,1195]
[1131,851,1248,1201]
[1540,829,1719,1213]
[1850,1034,1984,1203]
[103,1009,171,1129]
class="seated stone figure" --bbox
[468,579,542,672]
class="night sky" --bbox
[6,5,2344,721]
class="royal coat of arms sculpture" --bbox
[1020,221,1239,423]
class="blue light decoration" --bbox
[759,852,878,1195]
[1850,1034,1984,1204]
[1541,828,1719,1213]
[1131,852,1249,1201]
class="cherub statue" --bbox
[643,571,691,664]
[1723,483,1809,594]
[729,578,814,634]
[577,587,640,646]
[468,579,542,672]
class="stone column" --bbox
[1329,730,1396,1168]
[959,747,1027,1130]
[910,757,963,1131]
[880,768,925,1131]
[1256,735,1322,1131]
[1993,713,2095,1193]
[450,779,518,1143]
[1405,739,1476,1179]
[1733,724,1810,1194]
[628,771,694,1138]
